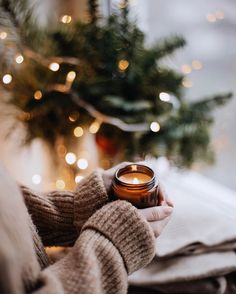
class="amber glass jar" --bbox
[111,164,159,208]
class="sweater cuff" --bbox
[82,200,156,274]
[74,169,109,231]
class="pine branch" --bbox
[88,0,99,24]
[191,93,232,111]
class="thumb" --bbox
[140,206,173,222]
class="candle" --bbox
[111,164,160,208]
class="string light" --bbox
[74,126,84,137]
[207,11,224,23]
[15,54,24,64]
[0,32,7,39]
[159,92,170,102]
[75,175,84,183]
[182,78,193,88]
[192,60,203,70]
[181,64,192,74]
[65,152,77,165]
[2,74,12,84]
[49,62,60,71]
[60,15,72,24]
[32,174,42,185]
[150,122,160,132]
[56,179,65,189]
[34,90,42,100]
[77,158,88,170]
[66,71,76,82]
[89,120,101,134]
[118,59,129,71]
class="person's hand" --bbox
[102,162,131,194]
[139,185,174,238]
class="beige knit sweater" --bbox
[0,166,155,294]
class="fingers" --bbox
[158,184,174,207]
[140,206,173,222]
[149,216,172,238]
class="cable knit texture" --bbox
[0,167,156,294]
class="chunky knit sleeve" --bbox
[21,170,108,246]
[32,201,156,294]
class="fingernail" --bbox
[163,206,173,215]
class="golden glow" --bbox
[69,112,79,122]
[192,60,203,70]
[181,64,192,74]
[89,120,101,134]
[66,71,76,82]
[56,179,65,190]
[73,126,84,137]
[150,122,160,132]
[159,92,170,102]
[182,78,193,88]
[0,32,7,39]
[32,174,42,185]
[49,62,60,71]
[75,175,84,183]
[60,15,72,24]
[15,54,24,64]
[77,158,88,170]
[34,90,42,100]
[132,177,140,184]
[118,59,129,71]
[65,152,77,165]
[2,74,12,84]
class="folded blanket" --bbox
[129,163,236,288]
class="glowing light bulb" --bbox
[118,59,129,71]
[66,71,76,82]
[150,122,160,132]
[181,64,192,74]
[56,179,65,189]
[49,62,60,71]
[2,74,12,84]
[32,174,42,185]
[74,126,84,137]
[182,78,193,88]
[34,90,42,100]
[89,120,101,134]
[65,152,77,165]
[0,32,7,39]
[132,177,140,184]
[75,175,84,183]
[15,54,24,64]
[77,158,88,170]
[192,60,203,70]
[60,15,72,24]
[159,92,170,102]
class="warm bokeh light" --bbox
[15,54,24,64]
[60,15,72,24]
[118,59,129,71]
[89,120,101,134]
[49,62,60,71]
[192,60,203,70]
[206,13,216,23]
[215,11,224,20]
[65,152,77,165]
[32,174,42,185]
[182,78,193,88]
[159,92,170,102]
[181,64,192,74]
[74,126,84,137]
[77,158,88,170]
[75,175,84,183]
[150,122,160,132]
[56,179,65,189]
[34,90,42,100]
[2,74,12,84]
[0,32,7,39]
[66,71,76,82]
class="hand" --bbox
[102,161,131,194]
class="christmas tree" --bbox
[0,0,232,171]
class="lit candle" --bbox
[112,164,161,208]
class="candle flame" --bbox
[132,177,140,184]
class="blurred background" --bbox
[0,0,235,191]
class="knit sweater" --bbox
[0,166,155,294]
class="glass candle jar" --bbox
[111,164,160,208]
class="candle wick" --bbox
[132,177,140,184]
